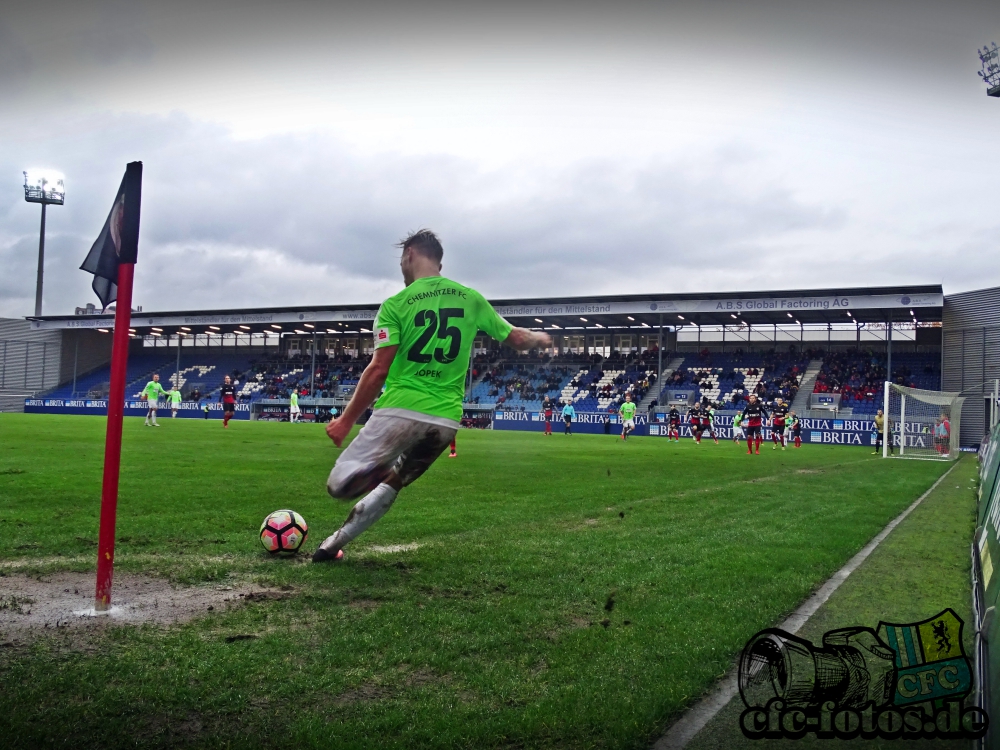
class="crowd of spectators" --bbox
[244,353,372,400]
[663,348,808,408]
[481,363,577,406]
[812,350,937,402]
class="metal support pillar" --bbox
[35,202,47,317]
[310,331,317,397]
[72,336,79,396]
[887,313,893,389]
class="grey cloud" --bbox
[2,112,857,316]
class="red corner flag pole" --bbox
[94,263,135,610]
[94,161,142,612]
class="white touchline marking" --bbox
[652,460,961,750]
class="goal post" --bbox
[884,382,964,460]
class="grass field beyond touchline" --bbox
[0,414,952,749]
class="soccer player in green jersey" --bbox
[313,229,552,563]
[618,393,637,441]
[169,387,183,418]
[289,390,300,423]
[141,374,170,427]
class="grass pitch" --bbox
[0,414,952,749]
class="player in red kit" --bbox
[687,404,702,444]
[667,406,681,442]
[542,396,553,436]
[219,375,237,428]
[770,398,788,450]
[742,394,768,455]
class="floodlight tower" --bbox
[979,42,1000,97]
[23,170,65,317]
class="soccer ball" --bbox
[259,510,308,555]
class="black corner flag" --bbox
[80,162,143,310]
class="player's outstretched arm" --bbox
[503,328,552,352]
[325,345,397,447]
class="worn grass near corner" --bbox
[0,414,951,749]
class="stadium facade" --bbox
[3,282,999,446]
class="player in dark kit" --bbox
[770,398,788,450]
[543,396,553,436]
[219,375,237,428]
[788,410,802,448]
[742,394,768,455]
[687,404,703,444]
[667,406,681,442]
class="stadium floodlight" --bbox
[98,328,109,333]
[151,327,162,331]
[271,324,282,329]
[23,169,65,316]
[677,315,685,320]
[239,325,250,330]
[534,318,543,323]
[208,325,220,331]
[580,317,587,322]
[304,323,314,328]
[180,326,190,331]
[627,316,635,321]
[731,314,737,319]
[979,42,1000,97]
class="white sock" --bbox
[319,483,398,553]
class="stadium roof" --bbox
[28,284,943,334]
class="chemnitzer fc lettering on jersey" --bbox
[405,288,468,304]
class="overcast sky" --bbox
[1,0,998,317]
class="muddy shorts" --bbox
[327,408,458,500]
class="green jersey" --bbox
[290,392,298,407]
[373,276,513,422]
[169,390,182,405]
[619,401,637,421]
[734,412,743,427]
[143,381,167,403]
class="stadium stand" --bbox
[39,349,372,405]
[471,350,659,412]
[657,350,810,408]
[811,350,941,415]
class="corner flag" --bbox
[80,163,142,310]
[84,162,143,611]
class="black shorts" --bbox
[222,401,236,413]
[544,413,552,421]
[564,415,572,423]
[669,420,680,428]
[746,425,762,438]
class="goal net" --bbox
[884,382,964,460]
